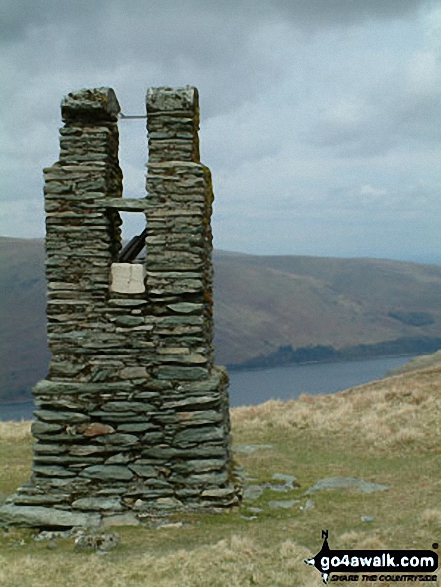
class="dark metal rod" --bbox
[118,113,147,119]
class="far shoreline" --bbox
[226,350,420,373]
[0,350,423,408]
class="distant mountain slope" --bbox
[0,238,49,402]
[2,237,441,402]
[213,251,441,364]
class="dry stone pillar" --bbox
[0,86,240,529]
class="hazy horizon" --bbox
[2,233,441,267]
[1,1,440,263]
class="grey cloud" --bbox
[266,0,431,26]
[0,0,100,41]
[1,0,440,264]
[2,0,429,37]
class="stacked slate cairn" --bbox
[0,86,241,528]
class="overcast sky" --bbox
[1,0,440,263]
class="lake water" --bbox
[228,355,415,407]
[0,355,415,421]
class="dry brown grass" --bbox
[0,535,316,587]
[2,363,441,586]
[0,420,32,442]
[231,364,441,451]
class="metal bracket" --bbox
[118,113,147,120]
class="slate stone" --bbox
[140,432,164,444]
[243,485,263,501]
[305,477,389,495]
[105,453,130,464]
[72,497,124,512]
[165,395,220,410]
[272,473,298,488]
[13,495,69,506]
[104,402,154,412]
[173,445,227,459]
[80,465,134,481]
[0,504,100,528]
[108,299,148,307]
[174,426,225,445]
[117,423,155,432]
[141,446,179,459]
[34,444,67,455]
[114,316,145,327]
[33,466,75,477]
[174,459,225,473]
[167,302,203,314]
[34,380,133,395]
[176,410,222,425]
[34,455,102,465]
[31,422,64,435]
[174,471,229,485]
[268,500,300,509]
[119,366,148,379]
[96,433,139,446]
[201,486,236,498]
[156,366,208,381]
[34,410,90,423]
[300,499,315,512]
[69,445,109,456]
[129,464,158,478]
[155,497,183,509]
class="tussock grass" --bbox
[0,420,32,442]
[0,536,317,587]
[232,364,441,451]
[2,365,441,586]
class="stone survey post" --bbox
[0,86,240,528]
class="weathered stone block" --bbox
[34,410,90,424]
[72,497,124,512]
[129,464,158,478]
[61,87,120,122]
[156,366,208,381]
[0,505,100,528]
[174,426,225,445]
[31,421,64,435]
[110,263,146,294]
[80,465,134,481]
[96,434,139,446]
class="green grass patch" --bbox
[2,371,441,586]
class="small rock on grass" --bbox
[268,500,300,509]
[300,499,315,512]
[305,477,388,495]
[243,485,263,501]
[34,530,71,541]
[74,532,120,552]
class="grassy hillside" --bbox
[1,366,441,586]
[213,251,441,364]
[3,237,441,402]
[387,348,441,376]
